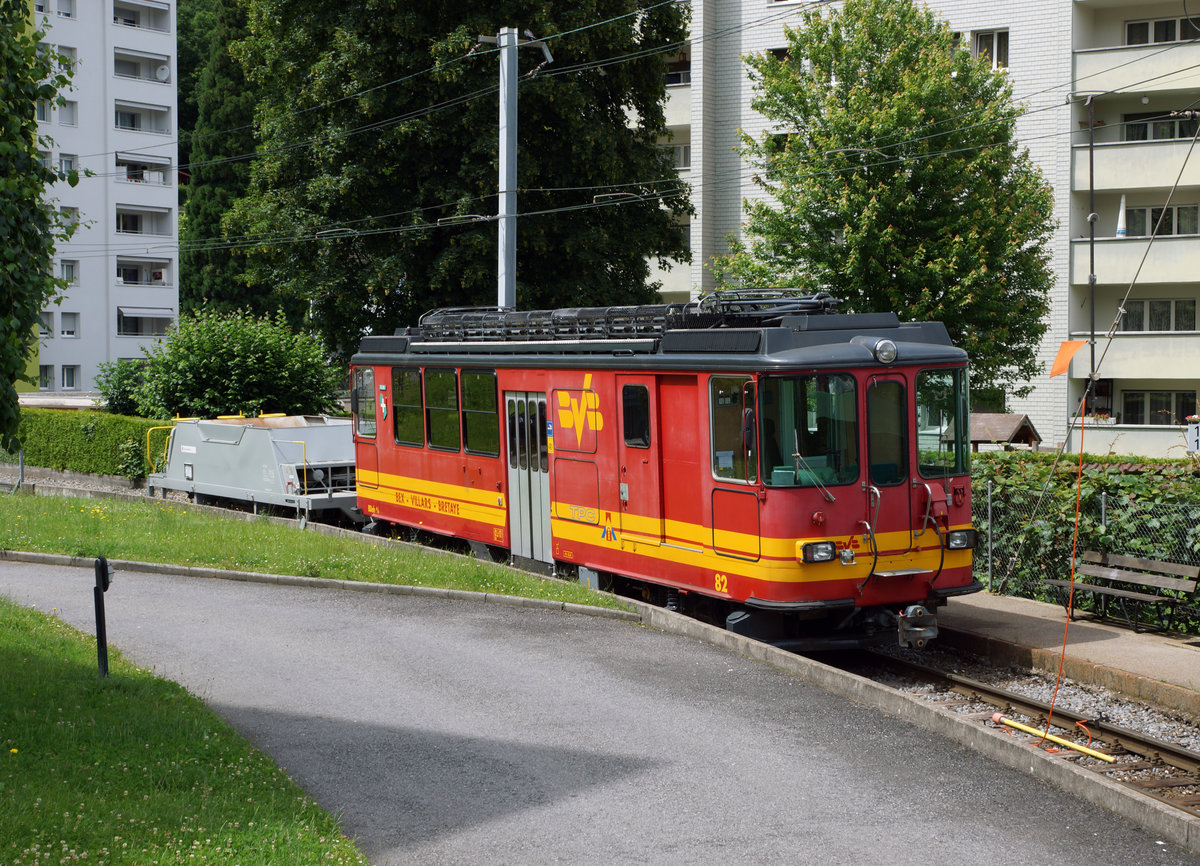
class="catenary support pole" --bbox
[498,26,518,309]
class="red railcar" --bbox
[349,292,981,649]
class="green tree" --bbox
[179,0,267,313]
[227,0,691,361]
[135,309,342,419]
[712,0,1054,396]
[0,6,78,451]
[176,0,219,181]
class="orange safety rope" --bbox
[1036,418,1087,749]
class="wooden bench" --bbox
[1044,551,1200,633]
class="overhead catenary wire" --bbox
[50,2,1200,280]
[64,0,1186,182]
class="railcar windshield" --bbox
[759,374,859,488]
[916,367,970,478]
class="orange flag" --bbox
[1049,340,1088,378]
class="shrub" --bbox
[135,309,343,419]
[2,409,162,476]
[95,359,144,416]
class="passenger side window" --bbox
[425,368,460,451]
[355,367,376,438]
[462,369,499,456]
[392,368,423,446]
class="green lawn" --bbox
[0,492,627,609]
[0,597,367,865]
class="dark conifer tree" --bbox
[179,0,268,313]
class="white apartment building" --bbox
[661,0,1200,457]
[34,0,178,396]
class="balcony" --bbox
[116,157,171,186]
[1066,332,1200,380]
[1072,139,1200,191]
[1071,235,1200,285]
[116,258,171,287]
[113,2,171,33]
[114,51,172,85]
[1065,422,1191,459]
[1074,40,1200,96]
[115,207,172,237]
[665,82,690,129]
[116,306,173,338]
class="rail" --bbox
[872,652,1200,815]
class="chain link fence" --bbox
[972,481,1200,632]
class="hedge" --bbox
[0,408,163,478]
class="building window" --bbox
[1120,298,1197,332]
[666,58,691,85]
[1122,390,1196,425]
[59,259,78,284]
[1123,112,1198,142]
[36,99,50,122]
[1123,204,1199,237]
[60,312,78,338]
[115,212,143,234]
[973,30,1008,70]
[59,205,79,225]
[58,153,75,172]
[38,150,52,170]
[662,143,690,168]
[57,46,76,72]
[39,366,54,391]
[61,365,80,391]
[58,101,77,127]
[38,311,53,337]
[1127,18,1200,46]
[56,0,74,18]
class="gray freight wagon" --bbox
[147,415,361,523]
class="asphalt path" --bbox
[2,559,1197,865]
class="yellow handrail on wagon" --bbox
[145,425,175,473]
[286,439,308,495]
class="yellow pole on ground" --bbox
[992,713,1115,763]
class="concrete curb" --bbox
[2,548,1196,853]
[0,550,641,623]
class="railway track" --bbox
[866,651,1200,817]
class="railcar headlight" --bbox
[945,529,979,550]
[801,540,837,563]
[874,339,898,364]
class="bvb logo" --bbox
[557,373,604,443]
